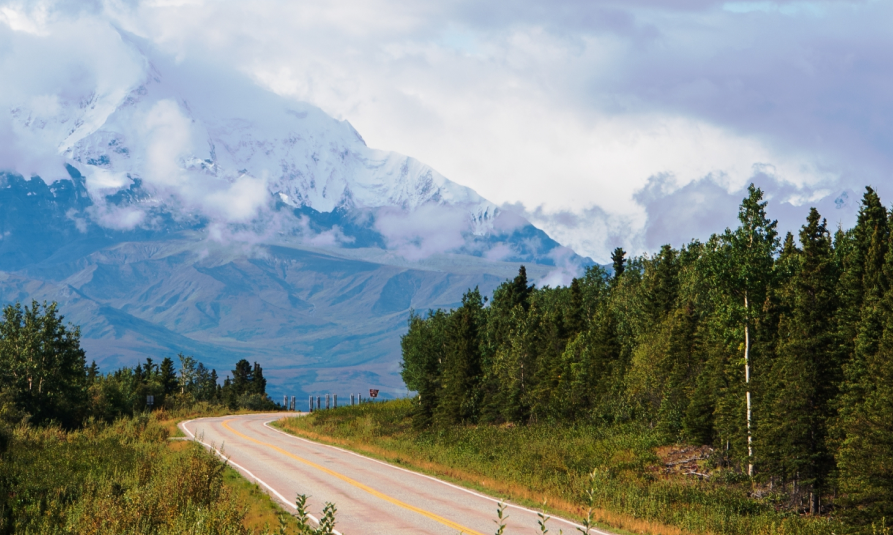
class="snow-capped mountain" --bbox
[0,37,589,397]
[10,43,547,261]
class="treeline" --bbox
[0,300,277,428]
[401,184,893,528]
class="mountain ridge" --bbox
[1,38,592,398]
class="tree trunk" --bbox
[745,293,753,477]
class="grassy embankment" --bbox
[0,408,302,535]
[275,399,849,535]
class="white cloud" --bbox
[0,0,889,261]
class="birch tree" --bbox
[0,301,87,427]
[712,184,779,476]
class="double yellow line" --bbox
[221,419,485,535]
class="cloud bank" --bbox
[1,0,890,262]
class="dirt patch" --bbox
[654,445,714,479]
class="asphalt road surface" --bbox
[180,413,619,535]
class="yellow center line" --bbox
[221,419,485,535]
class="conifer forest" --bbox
[400,185,893,527]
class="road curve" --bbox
[180,413,618,535]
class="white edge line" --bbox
[179,418,343,535]
[262,416,618,535]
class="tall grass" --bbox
[0,413,295,534]
[276,400,847,535]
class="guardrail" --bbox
[281,393,379,412]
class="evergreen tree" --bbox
[159,357,178,398]
[611,247,626,280]
[836,188,888,385]
[435,288,484,425]
[87,361,99,383]
[231,359,253,396]
[566,277,585,336]
[763,208,839,512]
[835,310,893,525]
[644,245,680,321]
[402,309,448,428]
[834,194,893,525]
[509,266,533,311]
[252,362,267,396]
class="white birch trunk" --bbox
[745,293,753,477]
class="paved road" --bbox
[180,413,617,535]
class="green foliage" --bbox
[281,400,844,535]
[0,414,267,534]
[399,184,893,529]
[0,300,87,428]
[762,209,839,509]
[293,494,337,535]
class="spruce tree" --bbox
[762,209,839,512]
[837,188,887,378]
[402,309,448,427]
[159,357,178,398]
[231,359,253,396]
[834,191,893,526]
[566,278,584,336]
[435,288,484,425]
[252,362,267,395]
[509,266,533,311]
[644,245,680,321]
[611,247,626,280]
[835,309,893,525]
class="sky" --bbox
[1,0,891,262]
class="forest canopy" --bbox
[401,184,893,527]
[0,300,278,427]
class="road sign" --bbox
[146,394,154,406]
[369,389,379,398]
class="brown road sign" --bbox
[369,389,379,398]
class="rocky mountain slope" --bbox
[1,38,589,398]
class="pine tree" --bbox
[566,278,584,336]
[87,361,99,383]
[611,247,626,281]
[762,208,839,512]
[252,362,267,395]
[435,288,484,425]
[231,359,253,397]
[835,311,893,525]
[402,309,448,428]
[644,245,680,321]
[837,188,888,380]
[834,192,893,526]
[509,266,533,311]
[159,357,178,398]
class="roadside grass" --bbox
[275,399,845,535]
[0,411,300,534]
[223,466,301,534]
